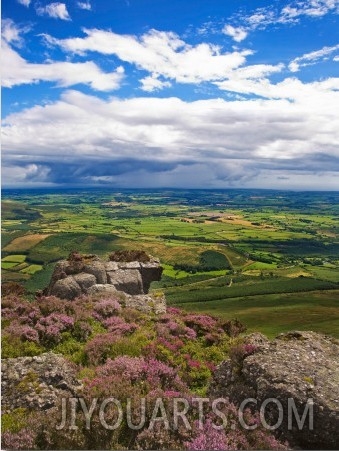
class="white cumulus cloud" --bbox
[44,28,253,87]
[36,2,71,20]
[216,73,339,104]
[77,1,91,10]
[17,0,31,6]
[1,42,124,91]
[1,18,29,45]
[2,84,338,188]
[140,74,172,92]
[222,25,248,42]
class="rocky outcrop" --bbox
[1,353,81,413]
[83,260,107,284]
[209,331,339,450]
[46,255,163,300]
[51,276,83,300]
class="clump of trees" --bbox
[174,250,231,273]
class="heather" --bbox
[1,290,288,450]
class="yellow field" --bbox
[123,240,201,265]
[3,234,51,252]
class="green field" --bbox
[2,254,27,263]
[1,254,27,271]
[20,264,43,275]
[166,277,338,304]
[1,188,338,336]
[173,290,339,338]
[1,262,19,269]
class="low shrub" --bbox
[1,282,26,297]
[229,342,258,374]
[93,298,122,321]
[84,332,119,365]
[109,250,151,262]
[221,319,247,337]
[1,335,45,358]
[1,289,288,450]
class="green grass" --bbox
[26,233,120,265]
[177,290,339,338]
[218,246,248,268]
[245,262,277,270]
[305,265,339,283]
[153,270,228,288]
[199,250,232,270]
[166,277,338,304]
[162,264,193,279]
[2,254,27,263]
[21,264,43,275]
[1,262,19,269]
[24,263,55,295]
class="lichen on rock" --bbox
[1,353,82,413]
[209,330,339,449]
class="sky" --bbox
[2,0,339,190]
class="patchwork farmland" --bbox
[2,188,339,337]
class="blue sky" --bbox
[2,0,339,189]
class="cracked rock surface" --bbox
[209,331,339,449]
[46,255,163,300]
[1,352,82,413]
